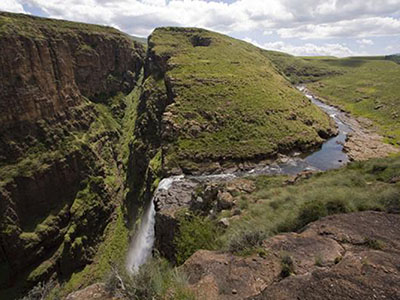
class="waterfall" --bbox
[126,199,156,274]
[126,175,184,274]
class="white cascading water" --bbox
[126,175,184,274]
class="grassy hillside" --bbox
[305,57,400,146]
[0,11,123,38]
[148,28,335,173]
[265,52,400,146]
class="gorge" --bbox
[0,11,399,300]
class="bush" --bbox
[280,254,295,278]
[292,198,351,231]
[364,238,385,250]
[175,212,221,265]
[105,259,194,300]
[228,230,266,254]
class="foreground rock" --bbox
[182,211,400,300]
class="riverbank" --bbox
[301,86,399,161]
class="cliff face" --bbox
[0,12,144,298]
[0,12,143,131]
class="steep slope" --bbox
[0,12,144,298]
[134,27,336,176]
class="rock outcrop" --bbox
[154,177,255,262]
[182,211,400,299]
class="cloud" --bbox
[0,0,27,13]
[13,0,399,39]
[1,0,400,56]
[244,37,358,57]
[357,38,374,46]
[278,17,400,39]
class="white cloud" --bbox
[1,0,400,56]
[0,0,27,13]
[357,38,374,46]
[278,17,400,39]
[244,37,358,57]
[15,0,399,39]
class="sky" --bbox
[1,0,400,57]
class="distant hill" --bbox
[130,35,147,44]
[385,53,400,64]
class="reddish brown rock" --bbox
[182,212,400,300]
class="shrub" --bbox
[105,259,194,300]
[18,279,57,300]
[175,212,221,265]
[228,230,266,254]
[295,200,327,230]
[292,198,351,231]
[280,254,295,278]
[364,238,385,250]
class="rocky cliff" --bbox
[0,12,143,162]
[0,12,144,298]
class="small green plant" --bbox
[364,237,385,250]
[280,253,295,278]
[314,254,324,267]
[228,230,266,254]
[334,256,343,264]
[105,259,194,300]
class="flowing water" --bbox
[126,87,353,273]
[126,176,184,273]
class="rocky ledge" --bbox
[154,177,256,262]
[181,211,400,299]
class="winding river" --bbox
[126,86,353,274]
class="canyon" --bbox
[0,11,399,300]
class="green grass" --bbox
[212,156,400,249]
[47,86,143,298]
[148,27,335,171]
[264,51,343,84]
[104,257,194,300]
[60,207,130,296]
[0,85,142,299]
[0,11,123,39]
[304,57,400,145]
[265,51,400,146]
